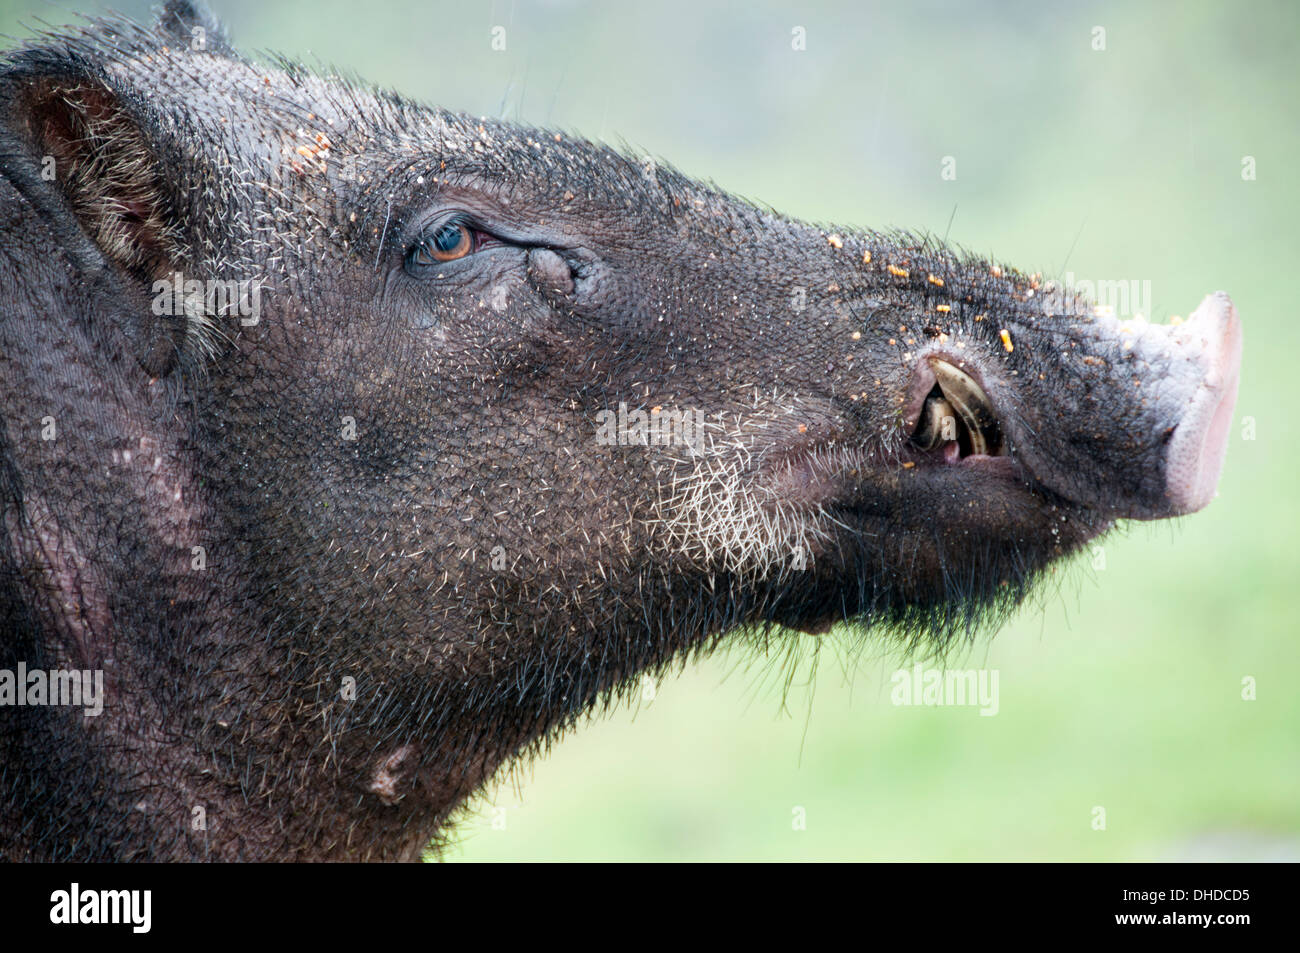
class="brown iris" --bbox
[415,221,473,263]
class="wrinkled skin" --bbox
[0,5,1240,860]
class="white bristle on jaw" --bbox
[647,411,832,581]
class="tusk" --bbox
[913,395,954,451]
[931,359,998,456]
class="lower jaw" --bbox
[758,508,1114,635]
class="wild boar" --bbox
[0,3,1240,860]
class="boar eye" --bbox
[407,218,487,267]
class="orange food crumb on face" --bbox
[990,265,1003,278]
[887,264,909,278]
[862,250,872,264]
[927,274,944,287]
[999,328,1014,353]
[827,234,844,249]
[902,461,916,469]
[935,304,951,313]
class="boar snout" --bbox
[958,290,1243,525]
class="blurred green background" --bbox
[3,0,1294,861]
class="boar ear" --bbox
[155,0,234,57]
[21,79,176,277]
[0,67,187,373]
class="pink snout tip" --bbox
[1164,292,1242,514]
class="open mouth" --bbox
[760,355,1020,506]
[907,358,1005,462]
